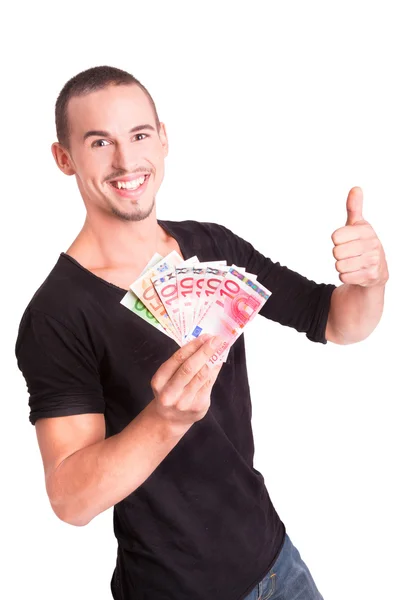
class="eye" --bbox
[92,139,111,148]
[133,133,148,141]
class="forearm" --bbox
[326,282,386,344]
[48,401,191,527]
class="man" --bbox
[15,66,388,600]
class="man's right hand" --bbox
[150,334,223,431]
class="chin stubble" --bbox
[110,196,156,222]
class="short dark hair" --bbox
[55,65,161,149]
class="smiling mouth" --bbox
[109,174,150,190]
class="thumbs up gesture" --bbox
[331,187,388,288]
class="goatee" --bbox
[110,196,156,222]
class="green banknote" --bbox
[120,253,174,339]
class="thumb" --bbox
[346,186,364,226]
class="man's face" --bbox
[64,84,168,222]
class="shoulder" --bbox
[16,254,100,343]
[24,254,81,304]
[159,218,233,238]
[159,219,245,259]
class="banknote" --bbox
[191,261,226,330]
[176,264,198,340]
[152,256,198,344]
[120,254,177,338]
[124,254,272,360]
[190,265,206,337]
[186,267,272,365]
[195,265,229,324]
[120,290,176,340]
[151,268,182,340]
[232,264,257,280]
[130,251,183,343]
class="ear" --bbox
[158,122,169,157]
[51,142,76,176]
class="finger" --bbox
[152,334,212,391]
[339,268,376,286]
[189,357,223,395]
[346,186,364,226]
[332,239,367,261]
[332,222,374,246]
[207,361,224,386]
[162,336,224,399]
[175,363,213,410]
[335,251,379,274]
[332,239,364,261]
[178,361,224,412]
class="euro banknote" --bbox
[120,253,176,339]
[186,267,271,364]
[124,255,272,362]
[130,251,184,344]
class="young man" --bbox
[15,66,388,600]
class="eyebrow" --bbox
[83,124,156,141]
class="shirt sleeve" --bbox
[217,223,337,344]
[15,308,105,425]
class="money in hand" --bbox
[121,255,272,363]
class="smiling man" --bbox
[66,97,159,222]
[15,66,388,600]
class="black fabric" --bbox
[15,220,336,600]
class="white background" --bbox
[2,1,399,599]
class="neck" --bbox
[67,208,168,270]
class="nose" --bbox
[111,140,141,173]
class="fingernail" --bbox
[201,333,212,342]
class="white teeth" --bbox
[114,175,146,190]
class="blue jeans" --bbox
[243,533,324,600]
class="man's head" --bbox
[52,66,168,222]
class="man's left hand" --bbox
[331,187,389,288]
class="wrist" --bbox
[145,399,193,440]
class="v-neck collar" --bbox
[59,219,189,294]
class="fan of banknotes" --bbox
[121,250,272,364]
